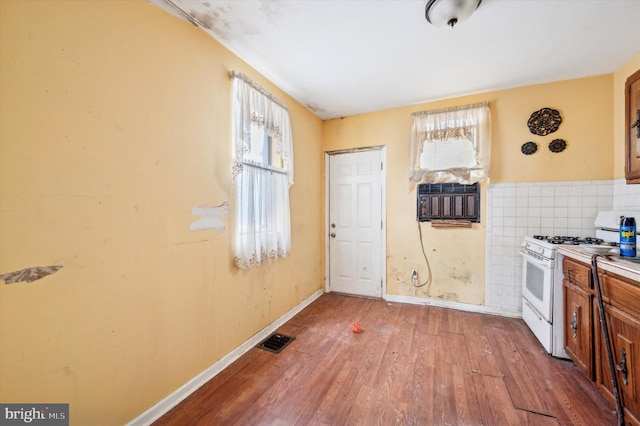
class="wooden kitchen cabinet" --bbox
[562,257,640,425]
[563,283,594,379]
[563,258,594,379]
[595,271,640,426]
[563,257,592,290]
[625,68,640,184]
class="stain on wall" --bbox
[305,103,327,114]
[0,265,63,284]
[188,4,259,40]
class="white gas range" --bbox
[520,211,639,359]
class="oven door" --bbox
[521,252,553,322]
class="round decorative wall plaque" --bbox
[527,108,562,136]
[521,141,538,155]
[548,139,567,153]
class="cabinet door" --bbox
[625,68,640,184]
[595,305,640,425]
[564,281,593,379]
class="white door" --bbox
[327,149,385,298]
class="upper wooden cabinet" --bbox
[625,68,640,184]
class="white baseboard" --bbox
[126,289,324,426]
[383,293,522,318]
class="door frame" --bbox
[324,146,387,298]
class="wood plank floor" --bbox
[153,293,616,425]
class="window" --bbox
[409,102,490,184]
[230,71,294,269]
[246,123,284,169]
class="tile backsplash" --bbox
[486,178,640,315]
[612,178,640,210]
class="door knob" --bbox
[330,233,336,238]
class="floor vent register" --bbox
[256,333,295,354]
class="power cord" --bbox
[413,222,432,288]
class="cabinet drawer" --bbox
[599,271,640,318]
[563,258,592,290]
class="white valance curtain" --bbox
[409,102,490,184]
[230,71,294,269]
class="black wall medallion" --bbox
[527,108,562,136]
[521,141,538,155]
[549,139,567,153]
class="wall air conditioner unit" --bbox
[417,183,480,223]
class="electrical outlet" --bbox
[411,269,418,280]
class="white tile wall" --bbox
[612,177,640,210]
[486,179,624,315]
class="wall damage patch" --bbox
[190,201,229,233]
[1,265,63,284]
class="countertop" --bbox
[558,246,640,283]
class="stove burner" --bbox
[551,240,578,245]
[545,237,576,245]
[530,235,615,246]
[580,237,604,245]
[553,236,577,241]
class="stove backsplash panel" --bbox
[486,178,640,315]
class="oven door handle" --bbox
[519,249,553,268]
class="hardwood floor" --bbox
[154,293,616,425]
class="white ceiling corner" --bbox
[149,0,640,120]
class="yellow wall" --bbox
[322,75,614,304]
[613,52,640,179]
[0,1,323,424]
[490,75,613,183]
[1,0,636,423]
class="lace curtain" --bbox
[230,71,294,269]
[409,102,490,184]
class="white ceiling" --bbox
[150,0,640,120]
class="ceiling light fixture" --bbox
[425,0,482,28]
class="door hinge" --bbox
[381,220,383,229]
[381,162,383,170]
